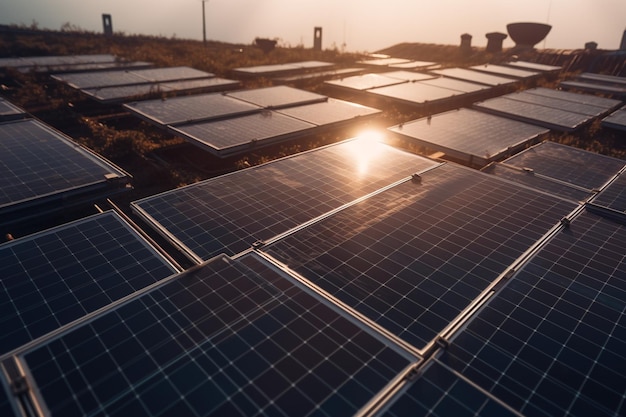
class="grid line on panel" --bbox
[0,119,126,209]
[264,164,578,351]
[591,172,626,212]
[439,208,626,417]
[133,139,438,261]
[226,85,327,108]
[501,90,613,117]
[0,211,177,357]
[527,87,622,109]
[21,254,415,417]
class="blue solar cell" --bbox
[133,138,438,262]
[439,206,626,417]
[263,163,577,350]
[17,253,415,417]
[0,211,177,355]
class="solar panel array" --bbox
[469,64,540,79]
[11,252,416,417]
[429,68,519,86]
[52,66,239,103]
[388,108,548,166]
[133,138,438,262]
[560,80,626,98]
[432,205,626,417]
[474,94,602,132]
[0,119,130,225]
[0,54,136,73]
[0,211,178,356]
[124,86,381,157]
[263,163,578,351]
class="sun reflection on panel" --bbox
[348,129,386,177]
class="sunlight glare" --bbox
[351,129,385,177]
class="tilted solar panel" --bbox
[0,98,26,122]
[473,96,595,131]
[324,74,408,91]
[274,98,381,126]
[602,108,626,131]
[469,64,539,79]
[124,93,261,126]
[421,77,489,93]
[368,82,469,107]
[503,60,561,73]
[526,87,622,109]
[226,85,327,108]
[132,138,438,262]
[429,68,518,86]
[0,211,178,356]
[170,111,316,157]
[0,119,128,217]
[389,108,547,166]
[13,253,416,417]
[559,80,626,98]
[382,71,437,82]
[437,206,626,417]
[501,141,625,191]
[500,90,615,117]
[263,163,578,351]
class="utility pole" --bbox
[202,0,207,47]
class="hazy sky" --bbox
[1,0,625,52]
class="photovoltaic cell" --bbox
[0,119,128,215]
[368,82,470,107]
[264,163,577,350]
[578,72,626,86]
[275,98,381,126]
[324,74,408,91]
[389,108,547,166]
[233,61,333,76]
[0,211,177,356]
[473,96,595,131]
[481,163,593,203]
[132,138,438,261]
[501,141,626,191]
[18,253,415,417]
[380,360,518,417]
[130,66,213,83]
[592,172,626,212]
[602,107,626,131]
[389,61,437,70]
[469,64,539,79]
[358,57,413,66]
[429,68,518,86]
[420,78,489,93]
[500,90,616,117]
[226,86,327,108]
[438,207,626,417]
[170,111,316,157]
[382,71,437,82]
[274,68,367,85]
[124,93,261,126]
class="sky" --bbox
[1,0,625,52]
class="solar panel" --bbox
[273,67,367,85]
[83,78,239,104]
[263,163,578,351]
[226,86,327,108]
[170,111,316,157]
[429,68,518,86]
[389,108,548,166]
[368,82,471,107]
[0,119,129,221]
[560,80,626,98]
[324,74,408,91]
[420,77,490,93]
[275,98,381,126]
[130,66,213,83]
[389,61,437,70]
[13,252,416,417]
[18,61,153,74]
[592,171,626,212]
[525,87,622,109]
[0,98,26,122]
[469,64,539,79]
[124,93,261,126]
[232,61,333,76]
[578,72,626,86]
[437,206,626,417]
[503,60,561,73]
[0,54,118,69]
[482,163,593,203]
[0,375,16,417]
[382,71,437,82]
[0,211,178,356]
[358,57,413,66]
[381,360,519,417]
[132,138,438,262]
[501,90,616,117]
[602,107,626,131]
[500,141,626,191]
[473,96,595,131]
